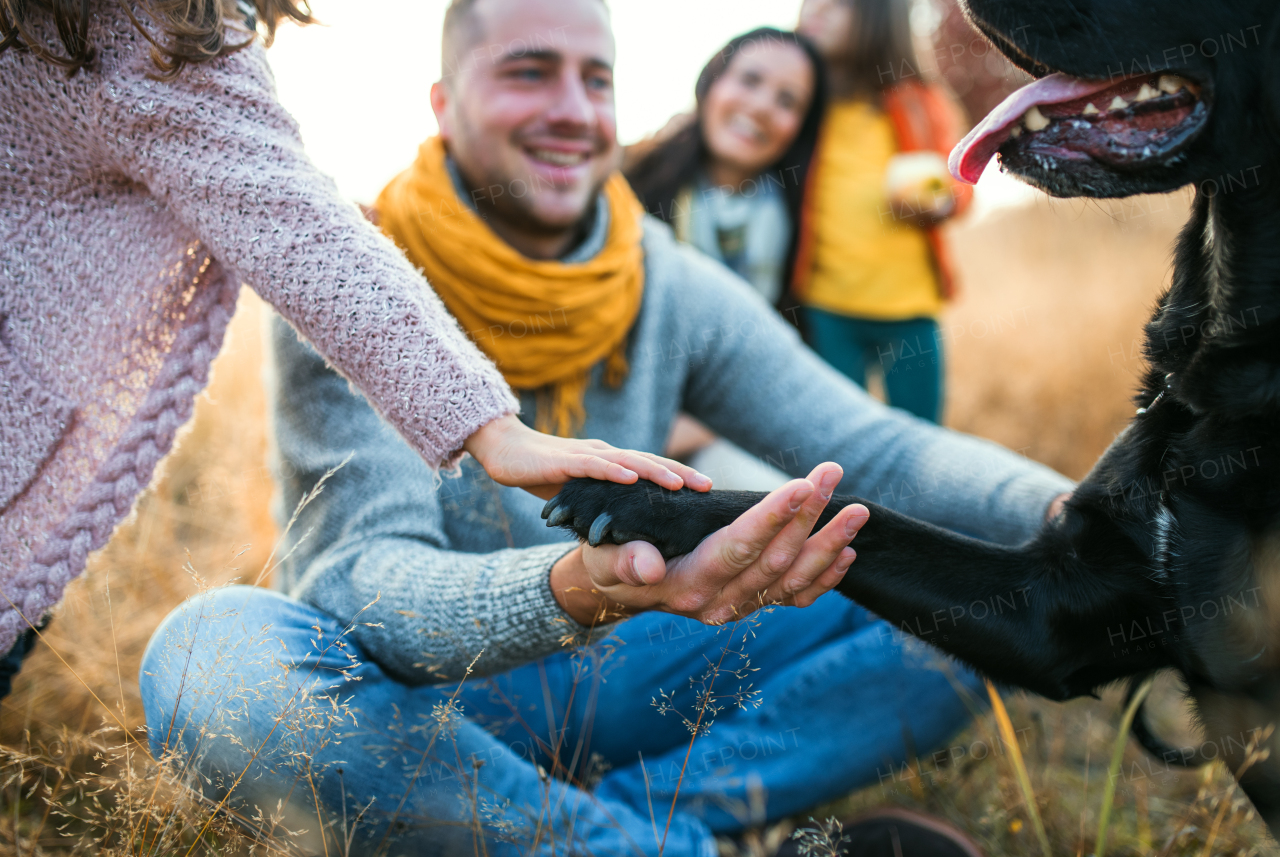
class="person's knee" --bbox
[141,585,282,677]
[139,586,293,757]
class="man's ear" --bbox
[430,81,453,142]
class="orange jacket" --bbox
[792,80,973,302]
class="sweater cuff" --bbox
[430,381,520,472]
[483,542,615,668]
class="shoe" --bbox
[776,807,984,857]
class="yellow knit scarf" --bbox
[377,137,645,438]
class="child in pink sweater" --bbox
[0,0,705,676]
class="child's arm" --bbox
[96,42,703,494]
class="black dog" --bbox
[546,0,1280,833]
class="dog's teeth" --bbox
[1134,83,1159,102]
[588,512,613,547]
[1082,102,1100,115]
[1158,74,1189,95]
[1010,125,1023,138]
[1023,105,1050,131]
[1108,95,1130,111]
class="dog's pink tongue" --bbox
[949,73,1118,184]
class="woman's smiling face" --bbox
[700,41,816,186]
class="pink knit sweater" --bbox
[0,4,518,653]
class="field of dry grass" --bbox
[1,191,1275,856]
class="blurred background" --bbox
[265,0,1037,211]
[4,2,1269,855]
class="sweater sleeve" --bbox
[96,42,517,470]
[649,228,1073,547]
[269,317,588,685]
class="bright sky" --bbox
[267,0,1033,208]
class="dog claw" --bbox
[546,505,574,528]
[541,494,564,521]
[588,512,613,547]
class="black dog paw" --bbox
[542,478,691,558]
[542,479,765,559]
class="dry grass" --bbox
[2,191,1277,855]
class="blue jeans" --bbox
[804,308,945,423]
[140,587,982,856]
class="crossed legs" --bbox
[140,586,981,856]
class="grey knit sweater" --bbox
[271,215,1074,684]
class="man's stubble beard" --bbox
[451,113,615,243]
[482,177,608,241]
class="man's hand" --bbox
[549,463,868,626]
[465,414,712,501]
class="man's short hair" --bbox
[441,0,607,81]
[441,0,485,74]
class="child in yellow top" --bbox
[794,0,972,423]
[803,101,943,320]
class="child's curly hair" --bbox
[0,0,313,78]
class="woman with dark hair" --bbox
[627,28,826,480]
[794,0,973,424]
[626,27,828,309]
[0,0,706,698]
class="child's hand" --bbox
[885,152,958,227]
[464,415,713,500]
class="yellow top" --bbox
[802,101,942,320]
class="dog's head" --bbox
[952,2,1280,198]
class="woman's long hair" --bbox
[624,27,828,302]
[0,0,313,78]
[829,0,920,101]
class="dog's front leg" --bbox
[546,478,1174,700]
[830,499,1172,700]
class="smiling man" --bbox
[434,0,619,259]
[139,1,1071,854]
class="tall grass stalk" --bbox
[1094,675,1154,857]
[659,628,738,855]
[986,681,1052,857]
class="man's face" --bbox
[433,0,619,237]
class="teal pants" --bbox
[804,308,945,423]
